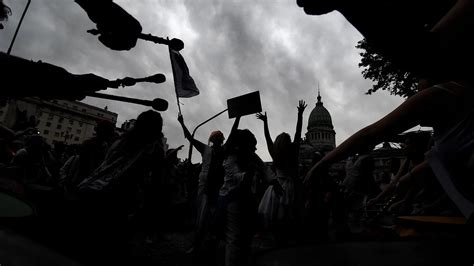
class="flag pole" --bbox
[168,37,182,115]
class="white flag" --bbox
[170,49,199,98]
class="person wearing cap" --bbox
[178,114,238,257]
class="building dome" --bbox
[303,91,336,152]
[299,90,336,168]
[307,93,333,130]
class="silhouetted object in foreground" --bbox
[76,0,184,51]
[227,91,262,119]
[296,0,472,83]
[75,0,142,51]
[1,53,168,108]
[88,92,169,111]
[0,0,11,30]
[140,34,184,51]
[299,0,474,222]
[2,53,106,99]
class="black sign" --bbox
[227,91,262,118]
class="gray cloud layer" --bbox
[1,0,403,162]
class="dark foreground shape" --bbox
[254,240,471,266]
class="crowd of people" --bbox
[0,108,196,265]
[1,0,473,265]
[0,101,468,265]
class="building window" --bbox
[74,137,79,141]
[79,122,83,126]
[58,117,64,123]
[69,119,74,125]
[0,110,4,116]
[98,113,104,117]
[54,132,59,137]
[48,114,54,120]
[46,122,51,127]
[43,130,49,135]
[56,125,62,130]
[76,129,81,134]
[67,127,72,131]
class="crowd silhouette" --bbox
[1,0,473,265]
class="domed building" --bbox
[306,91,336,151]
[297,91,411,182]
[299,91,336,168]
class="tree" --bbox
[356,39,418,98]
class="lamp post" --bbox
[187,108,228,162]
[7,0,31,54]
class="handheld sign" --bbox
[227,91,262,118]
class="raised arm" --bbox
[256,112,275,160]
[294,100,307,150]
[177,114,206,154]
[224,116,241,149]
[398,160,431,185]
[367,158,409,205]
[303,84,449,185]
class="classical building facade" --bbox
[0,97,117,146]
[297,91,414,181]
[300,91,336,167]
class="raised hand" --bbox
[298,100,307,113]
[256,112,267,122]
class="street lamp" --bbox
[187,109,228,162]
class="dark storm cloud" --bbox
[1,0,403,162]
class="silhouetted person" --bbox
[178,114,238,256]
[303,151,331,242]
[59,120,115,194]
[367,133,430,208]
[76,110,166,265]
[218,128,283,266]
[256,100,306,245]
[143,144,184,243]
[342,144,376,233]
[11,135,55,186]
[0,124,14,165]
[300,0,474,233]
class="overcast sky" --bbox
[1,0,404,162]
